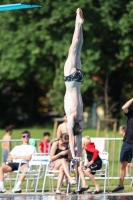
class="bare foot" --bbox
[76,8,84,24]
[95,185,100,192]
[80,9,84,22]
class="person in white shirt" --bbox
[0,130,36,193]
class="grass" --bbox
[0,127,122,141]
[1,127,133,193]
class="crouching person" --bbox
[77,136,102,194]
[0,130,36,193]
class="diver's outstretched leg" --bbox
[64,8,84,76]
[70,8,84,54]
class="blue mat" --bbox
[0,3,42,12]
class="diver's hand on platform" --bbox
[72,157,82,161]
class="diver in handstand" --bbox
[64,8,84,159]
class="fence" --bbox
[0,138,131,179]
[0,138,133,189]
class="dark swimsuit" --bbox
[48,146,69,170]
[55,147,69,159]
[64,69,83,82]
[64,69,83,135]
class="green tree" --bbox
[0,0,133,127]
[49,0,133,120]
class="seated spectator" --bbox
[49,133,76,194]
[29,138,37,147]
[29,138,37,153]
[0,130,36,193]
[38,132,50,154]
[77,136,102,194]
[57,114,78,156]
[57,113,68,139]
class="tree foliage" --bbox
[0,0,133,127]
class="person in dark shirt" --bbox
[112,98,133,192]
[48,133,76,194]
[119,125,127,137]
[118,125,132,177]
[77,136,102,194]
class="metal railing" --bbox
[0,137,133,191]
[1,137,131,179]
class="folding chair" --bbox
[96,151,109,193]
[91,138,105,152]
[43,159,76,193]
[13,153,50,193]
[42,138,78,193]
[4,162,22,191]
[130,177,133,187]
[42,138,61,193]
[78,151,109,193]
[44,169,60,193]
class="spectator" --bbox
[1,125,13,164]
[76,136,102,194]
[112,98,133,192]
[38,132,50,154]
[29,138,37,151]
[49,133,76,194]
[29,138,37,147]
[57,114,79,157]
[119,125,127,137]
[118,125,133,177]
[0,130,36,193]
[57,113,68,139]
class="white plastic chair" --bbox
[95,151,109,193]
[91,138,105,152]
[43,160,75,193]
[42,138,61,193]
[42,138,60,192]
[130,176,133,187]
[13,153,50,193]
[4,162,23,191]
[44,169,60,193]
[42,138,77,193]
